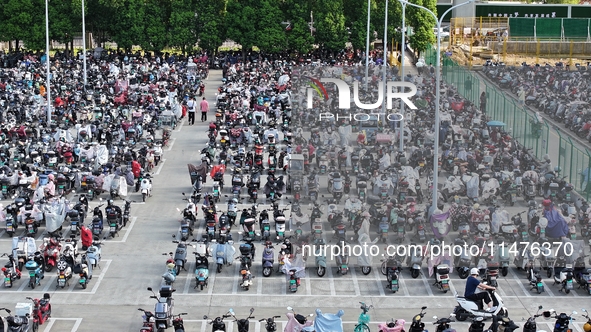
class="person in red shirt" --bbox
[131,160,141,179]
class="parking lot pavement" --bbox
[2,69,591,331]
[41,318,82,332]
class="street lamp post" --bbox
[397,0,475,209]
[398,2,406,154]
[82,0,87,88]
[380,0,389,121]
[45,0,51,123]
[364,0,371,89]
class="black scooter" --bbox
[228,308,255,332]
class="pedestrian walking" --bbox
[200,97,209,122]
[187,95,196,125]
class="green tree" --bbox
[109,0,145,51]
[347,0,377,51]
[168,0,196,53]
[86,0,118,47]
[195,0,227,53]
[282,0,314,53]
[406,0,436,54]
[0,0,34,50]
[140,0,170,52]
[49,0,83,54]
[254,0,285,53]
[313,0,348,51]
[225,0,259,57]
[371,0,402,51]
[22,0,47,50]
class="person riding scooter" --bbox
[464,267,497,312]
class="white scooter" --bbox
[86,240,103,268]
[141,177,152,202]
[453,288,508,320]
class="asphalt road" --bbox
[0,70,590,332]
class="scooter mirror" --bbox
[250,308,255,313]
[422,306,427,310]
[147,287,153,291]
[182,193,185,195]
[176,208,181,212]
[543,311,552,318]
[450,314,456,318]
[433,316,438,320]
[203,315,208,320]
[229,309,234,313]
[572,311,578,315]
[582,309,587,312]
[539,306,543,310]
[172,235,176,238]
[309,314,314,317]
[287,307,293,311]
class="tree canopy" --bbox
[0,0,439,54]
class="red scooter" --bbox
[41,238,62,272]
[27,294,51,325]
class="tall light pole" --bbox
[364,0,371,89]
[398,0,475,209]
[45,0,51,123]
[380,0,389,123]
[82,0,87,88]
[398,2,406,153]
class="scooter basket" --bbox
[239,244,252,256]
[437,267,450,275]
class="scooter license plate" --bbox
[28,227,35,234]
[6,225,12,231]
[382,229,388,233]
[79,278,85,283]
[391,280,398,285]
[110,226,117,232]
[442,279,448,284]
[81,182,86,186]
[341,265,347,269]
[315,230,322,234]
[338,230,345,234]
[537,282,544,287]
[419,162,425,167]
[290,280,296,284]
[59,275,65,279]
[5,277,11,283]
[29,271,36,277]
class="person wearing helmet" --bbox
[465,267,497,312]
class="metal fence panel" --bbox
[557,135,591,201]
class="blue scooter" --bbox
[25,252,45,289]
[210,234,236,273]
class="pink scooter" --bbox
[285,306,314,332]
[378,318,406,332]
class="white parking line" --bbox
[326,263,336,296]
[305,271,312,295]
[154,159,167,175]
[165,138,176,151]
[398,275,411,297]
[543,281,555,296]
[420,270,435,297]
[509,267,531,297]
[231,263,239,294]
[108,217,137,243]
[183,262,193,294]
[350,267,361,297]
[373,267,386,296]
[175,121,184,132]
[257,273,263,295]
[42,318,83,332]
